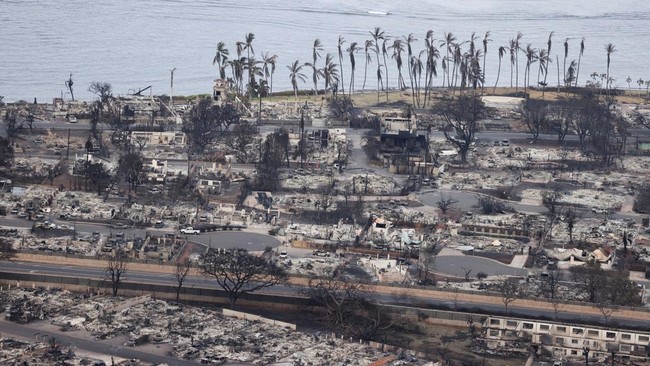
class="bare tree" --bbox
[88,81,113,104]
[305,271,392,341]
[172,258,192,303]
[570,261,607,303]
[431,94,490,162]
[477,195,508,214]
[550,297,564,320]
[0,136,14,167]
[436,194,459,216]
[564,208,578,243]
[541,270,563,299]
[105,249,129,296]
[497,276,521,314]
[462,267,473,282]
[517,99,549,143]
[0,238,17,260]
[418,242,438,285]
[596,303,618,325]
[199,248,288,308]
[224,120,260,163]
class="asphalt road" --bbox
[2,261,649,330]
[0,216,281,252]
[433,255,528,278]
[0,317,202,366]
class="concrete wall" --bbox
[222,308,296,330]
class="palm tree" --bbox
[542,32,554,92]
[382,37,391,101]
[523,44,537,94]
[320,53,339,93]
[482,31,492,93]
[575,37,585,87]
[405,33,418,105]
[565,60,577,92]
[508,39,516,88]
[626,76,632,90]
[390,38,406,90]
[563,38,569,88]
[440,32,457,88]
[423,31,439,107]
[307,39,324,95]
[411,54,424,105]
[347,42,361,95]
[514,32,523,92]
[605,43,616,93]
[337,35,346,94]
[212,42,230,80]
[261,53,278,94]
[245,58,264,96]
[637,78,644,97]
[493,46,506,93]
[362,40,374,90]
[229,57,246,94]
[537,48,551,98]
[287,60,307,102]
[370,27,386,92]
[244,33,256,85]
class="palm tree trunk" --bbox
[493,59,502,93]
[575,53,582,88]
[556,55,561,92]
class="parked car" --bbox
[67,115,78,123]
[154,220,165,228]
[180,227,200,235]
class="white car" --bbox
[67,115,78,123]
[279,251,288,259]
[180,227,200,235]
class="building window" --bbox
[506,321,518,328]
[556,326,567,333]
[606,332,616,339]
[489,330,500,337]
[490,319,500,325]
[571,339,579,345]
[540,325,550,331]
[620,344,631,353]
[621,334,632,341]
[523,323,534,330]
[571,350,578,355]
[639,336,649,342]
[556,337,564,344]
[588,330,599,337]
[572,328,584,335]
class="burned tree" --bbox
[431,94,490,162]
[183,99,240,153]
[225,119,260,163]
[497,276,521,314]
[199,248,288,308]
[306,271,392,341]
[0,238,17,260]
[0,136,14,167]
[541,270,563,299]
[436,194,459,216]
[172,258,193,303]
[255,129,289,191]
[570,261,607,303]
[477,194,508,214]
[517,99,549,143]
[88,81,113,104]
[105,249,129,296]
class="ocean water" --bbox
[1,0,649,102]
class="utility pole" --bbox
[66,128,71,160]
[169,68,176,109]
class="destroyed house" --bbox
[483,316,650,361]
[380,131,426,152]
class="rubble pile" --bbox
[1,289,427,366]
[279,172,400,196]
